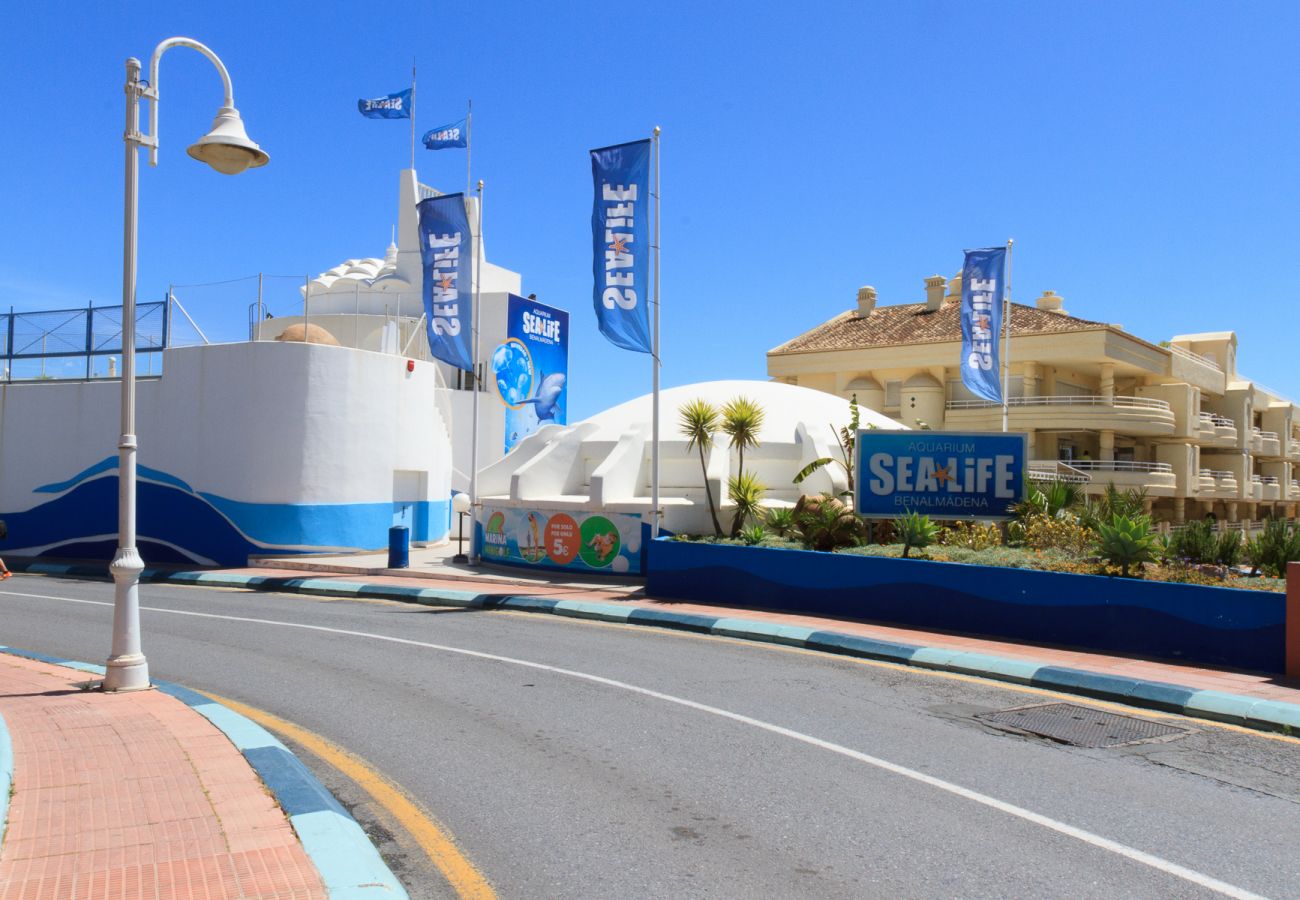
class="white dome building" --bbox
[476,379,905,536]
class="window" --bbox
[885,380,901,409]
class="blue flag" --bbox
[358,89,412,119]
[960,247,1008,403]
[417,193,474,371]
[590,139,652,354]
[423,118,468,149]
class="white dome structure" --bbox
[475,379,906,535]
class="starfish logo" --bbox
[609,235,628,257]
[439,274,454,291]
[975,314,991,331]
[934,465,953,485]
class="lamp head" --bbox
[187,105,269,175]
[452,493,472,515]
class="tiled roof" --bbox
[770,301,1110,355]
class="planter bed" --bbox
[646,538,1286,674]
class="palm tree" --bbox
[727,470,766,537]
[721,396,764,474]
[678,398,724,535]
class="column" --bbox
[1173,497,1186,524]
[1099,429,1115,463]
[1100,362,1115,402]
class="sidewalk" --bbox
[239,545,1300,730]
[0,651,403,899]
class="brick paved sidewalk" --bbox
[0,653,324,899]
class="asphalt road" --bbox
[3,574,1299,899]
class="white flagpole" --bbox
[469,181,484,562]
[410,60,416,171]
[466,99,473,197]
[1001,238,1014,433]
[651,127,662,539]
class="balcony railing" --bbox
[1260,475,1280,485]
[1168,344,1223,371]
[946,395,1171,411]
[1199,412,1234,428]
[1059,460,1173,474]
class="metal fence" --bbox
[2,301,168,381]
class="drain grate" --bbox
[975,703,1190,748]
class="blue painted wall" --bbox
[646,540,1287,673]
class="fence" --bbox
[2,301,169,381]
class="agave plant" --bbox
[739,524,767,546]
[678,398,723,536]
[727,470,767,537]
[721,396,765,474]
[892,510,939,559]
[793,395,871,499]
[763,506,796,538]
[793,493,863,552]
[1096,513,1157,577]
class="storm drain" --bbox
[975,703,1191,748]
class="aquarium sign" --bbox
[855,431,1027,520]
[493,294,569,453]
[474,506,642,574]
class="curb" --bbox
[0,704,11,850]
[15,561,1300,737]
[0,644,408,899]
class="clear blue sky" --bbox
[4,1,1299,419]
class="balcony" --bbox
[1290,480,1300,501]
[946,395,1176,436]
[1197,468,1239,498]
[1042,459,1176,496]
[1259,474,1282,501]
[1248,475,1264,501]
[1252,428,1282,458]
[1196,412,1238,448]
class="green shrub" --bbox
[739,524,767,546]
[1169,519,1217,564]
[763,507,796,538]
[1096,513,1157,577]
[944,521,1003,550]
[1020,515,1093,555]
[893,511,939,558]
[793,494,864,552]
[727,470,767,537]
[1214,530,1243,568]
[1246,518,1300,577]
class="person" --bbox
[0,519,9,579]
[1079,449,1093,461]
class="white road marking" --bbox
[3,587,1267,900]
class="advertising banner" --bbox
[590,139,652,353]
[855,431,1027,520]
[960,246,1007,403]
[357,89,412,119]
[476,506,643,574]
[423,118,469,150]
[417,193,474,371]
[493,294,569,453]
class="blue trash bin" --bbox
[388,525,409,569]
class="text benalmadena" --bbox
[960,246,1007,403]
[589,139,652,354]
[417,193,473,371]
[357,89,412,120]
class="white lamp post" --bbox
[105,38,268,692]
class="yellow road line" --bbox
[200,690,497,900]
[492,608,1300,746]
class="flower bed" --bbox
[647,538,1287,674]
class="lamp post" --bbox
[105,38,268,692]
[452,492,471,564]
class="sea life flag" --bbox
[423,118,468,149]
[960,247,1008,403]
[590,139,652,353]
[358,89,412,119]
[417,193,474,371]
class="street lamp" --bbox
[104,37,267,692]
[452,492,472,564]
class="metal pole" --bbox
[469,182,484,562]
[466,100,473,197]
[651,126,662,539]
[1001,238,1014,433]
[85,302,94,380]
[410,59,416,172]
[256,272,263,339]
[105,56,149,691]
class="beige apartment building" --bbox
[767,274,1300,525]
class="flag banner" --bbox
[960,246,1007,403]
[417,193,474,370]
[358,89,412,119]
[590,139,652,353]
[493,294,570,452]
[423,118,468,149]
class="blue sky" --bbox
[3,1,1299,418]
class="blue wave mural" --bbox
[647,540,1287,674]
[5,458,451,567]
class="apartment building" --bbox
[767,274,1300,524]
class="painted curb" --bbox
[14,561,1300,738]
[0,645,407,898]
[0,704,11,852]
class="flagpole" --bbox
[469,180,484,562]
[1001,238,1014,433]
[651,126,662,539]
[466,99,473,197]
[410,60,416,171]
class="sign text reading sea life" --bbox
[966,275,997,372]
[601,183,637,311]
[363,96,404,112]
[867,440,1016,510]
[427,231,462,336]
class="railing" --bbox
[1199,412,1234,428]
[1051,460,1173,474]
[1258,429,1279,441]
[946,395,1171,411]
[417,182,442,201]
[1199,469,1235,479]
[1167,344,1223,371]
[1,301,168,381]
[1026,461,1090,483]
[1260,475,1280,485]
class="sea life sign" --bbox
[855,431,1027,520]
[493,294,569,452]
[475,506,642,574]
